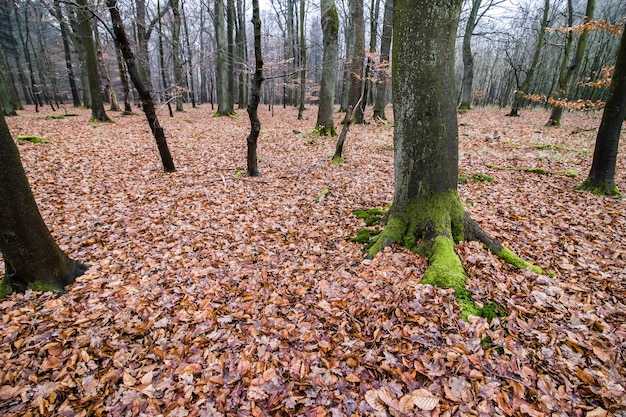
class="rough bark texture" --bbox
[171,0,184,112]
[346,0,365,124]
[76,0,110,122]
[297,0,306,120]
[458,0,481,110]
[246,0,264,177]
[370,0,540,293]
[53,0,82,107]
[108,0,176,172]
[578,30,626,196]
[0,111,88,293]
[508,0,550,117]
[547,0,595,126]
[315,0,339,136]
[372,0,393,120]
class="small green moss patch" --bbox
[332,155,345,164]
[564,168,579,177]
[45,115,65,120]
[497,248,543,274]
[27,280,59,293]
[0,277,13,298]
[471,173,494,182]
[349,229,381,250]
[487,164,548,174]
[353,208,387,226]
[17,135,48,144]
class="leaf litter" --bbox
[0,106,624,416]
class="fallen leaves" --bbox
[0,106,625,415]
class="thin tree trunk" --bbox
[182,1,196,108]
[547,0,595,126]
[373,0,393,120]
[236,0,248,109]
[346,0,365,124]
[227,0,236,109]
[215,0,232,115]
[53,0,81,107]
[508,0,550,116]
[108,0,176,172]
[75,0,110,121]
[16,6,41,111]
[247,0,264,177]
[171,0,184,112]
[578,30,626,196]
[157,0,174,117]
[115,41,132,113]
[297,0,306,119]
[362,0,380,108]
[459,0,481,110]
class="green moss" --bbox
[353,208,387,226]
[526,167,548,174]
[471,173,494,182]
[332,155,345,164]
[420,236,466,290]
[486,164,547,174]
[378,145,393,151]
[565,168,579,177]
[327,5,339,36]
[576,178,622,197]
[0,277,13,298]
[349,229,381,250]
[497,248,542,274]
[458,172,469,184]
[481,301,506,320]
[45,115,65,120]
[305,139,322,146]
[481,336,505,354]
[17,135,48,144]
[27,280,59,293]
[312,125,337,137]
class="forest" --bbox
[1,0,625,415]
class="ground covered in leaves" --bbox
[1,105,625,416]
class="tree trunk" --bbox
[346,0,365,124]
[114,41,133,113]
[508,0,550,116]
[16,7,41,111]
[171,0,184,112]
[53,0,82,107]
[315,0,339,136]
[547,0,595,126]
[75,0,110,122]
[0,46,17,116]
[362,0,380,109]
[458,0,481,111]
[215,0,232,115]
[246,0,264,177]
[369,0,540,315]
[108,0,176,173]
[0,112,88,293]
[372,0,393,120]
[577,30,626,196]
[182,3,196,108]
[297,0,307,119]
[236,0,248,109]
[157,0,174,117]
[227,0,236,109]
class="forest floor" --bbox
[0,105,625,416]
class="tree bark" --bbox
[53,0,82,107]
[578,30,626,196]
[372,0,393,120]
[236,0,248,109]
[458,0,481,110]
[345,0,365,124]
[507,0,550,116]
[0,112,88,293]
[315,0,339,136]
[0,46,17,116]
[247,0,264,177]
[75,0,110,121]
[369,0,540,303]
[107,0,176,173]
[547,0,595,126]
[215,0,232,115]
[182,2,196,108]
[297,0,306,119]
[171,0,184,112]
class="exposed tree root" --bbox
[576,178,622,197]
[365,191,542,319]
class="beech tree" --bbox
[372,0,393,121]
[246,0,264,177]
[369,0,540,306]
[345,0,365,124]
[578,29,626,196]
[0,111,88,294]
[315,0,339,136]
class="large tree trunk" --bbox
[369,0,540,313]
[246,0,264,177]
[547,0,595,126]
[215,0,232,115]
[458,0,481,111]
[507,0,550,117]
[345,0,365,124]
[108,0,176,173]
[315,0,339,136]
[372,0,393,120]
[0,112,88,293]
[75,0,110,122]
[577,30,626,196]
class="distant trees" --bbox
[0,111,88,294]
